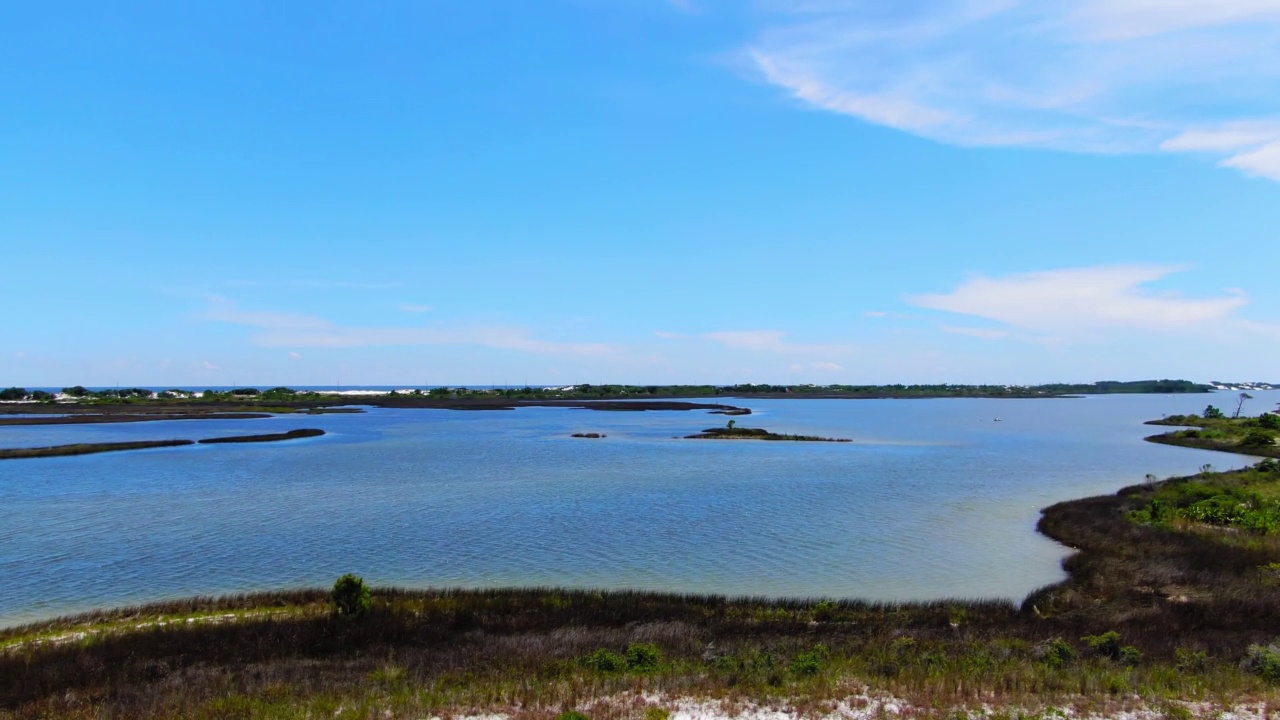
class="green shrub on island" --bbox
[1241,643,1280,681]
[1205,405,1226,419]
[1035,637,1077,668]
[330,574,372,618]
[1242,428,1278,448]
[583,648,627,673]
[1081,631,1142,665]
[581,643,662,673]
[626,642,662,672]
[791,644,830,677]
[0,387,28,401]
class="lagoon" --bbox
[1,391,1273,628]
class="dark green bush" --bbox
[1259,413,1280,430]
[1083,631,1123,660]
[1241,429,1277,448]
[557,712,591,720]
[330,574,372,617]
[626,642,662,671]
[1118,645,1142,665]
[1242,643,1280,681]
[583,648,627,673]
[791,644,830,677]
[1036,637,1076,667]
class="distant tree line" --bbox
[0,378,1214,404]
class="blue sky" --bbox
[3,0,1278,387]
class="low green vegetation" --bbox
[1145,406,1280,459]
[1127,460,1280,534]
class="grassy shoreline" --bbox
[7,417,1280,716]
[1143,410,1280,460]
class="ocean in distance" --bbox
[1,391,1275,628]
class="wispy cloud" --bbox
[910,265,1248,335]
[223,279,403,290]
[202,298,333,331]
[703,329,854,356]
[747,0,1280,178]
[201,300,615,357]
[398,304,433,313]
[942,325,1010,340]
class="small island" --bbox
[0,429,327,460]
[198,428,326,444]
[684,422,850,442]
[0,439,194,460]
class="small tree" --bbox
[331,574,372,617]
[1236,392,1254,419]
[1204,405,1226,420]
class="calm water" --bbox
[1,392,1274,628]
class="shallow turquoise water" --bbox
[0,392,1273,627]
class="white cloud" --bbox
[202,300,615,357]
[942,326,1010,340]
[399,304,432,313]
[703,329,854,356]
[201,297,332,331]
[747,0,1280,178]
[259,326,615,356]
[289,352,303,360]
[910,265,1248,334]
[811,360,846,371]
[654,330,689,339]
[200,361,220,370]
